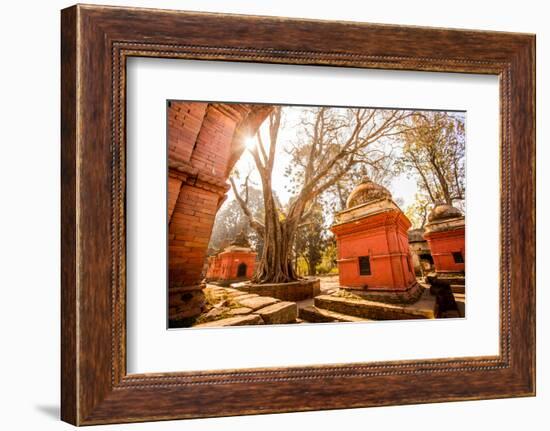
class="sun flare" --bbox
[245,136,257,151]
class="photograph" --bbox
[167,101,466,329]
[0,0,541,428]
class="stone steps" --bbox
[314,291,436,320]
[194,314,263,328]
[299,305,368,323]
[256,301,297,324]
[453,293,466,318]
[451,284,465,294]
[199,285,299,327]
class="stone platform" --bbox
[168,284,206,323]
[192,285,299,328]
[230,277,321,302]
[301,287,437,322]
[208,278,246,287]
[428,273,465,290]
[453,293,466,317]
[298,306,367,323]
[450,284,465,294]
[339,281,424,304]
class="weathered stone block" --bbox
[255,302,298,325]
[230,293,258,301]
[299,306,365,323]
[168,285,206,320]
[194,314,263,327]
[227,307,253,316]
[226,290,250,299]
[314,291,436,320]
[231,277,320,301]
[453,293,466,318]
[202,307,229,322]
[236,296,279,311]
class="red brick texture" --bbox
[205,249,257,282]
[167,102,272,319]
[331,210,417,291]
[168,102,207,165]
[424,228,465,274]
[169,184,219,286]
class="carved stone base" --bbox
[208,277,249,287]
[168,283,206,323]
[426,273,465,294]
[231,277,321,301]
[339,281,424,305]
[432,272,466,287]
[314,287,437,320]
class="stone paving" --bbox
[195,285,298,327]
[196,274,463,327]
[295,274,339,310]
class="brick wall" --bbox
[169,184,219,286]
[167,101,207,165]
[166,102,272,297]
[190,107,236,177]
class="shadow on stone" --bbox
[426,275,461,318]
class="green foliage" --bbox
[404,192,431,229]
[294,203,330,276]
[316,239,338,274]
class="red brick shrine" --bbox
[330,179,421,302]
[167,101,272,322]
[423,204,465,285]
[206,232,257,285]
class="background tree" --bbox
[231,106,411,284]
[404,192,431,229]
[293,203,326,276]
[318,154,395,213]
[208,183,263,252]
[317,236,338,274]
[396,111,465,207]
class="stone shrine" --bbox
[205,231,257,285]
[167,101,272,323]
[330,179,421,302]
[408,228,435,277]
[423,204,465,287]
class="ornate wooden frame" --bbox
[61,4,536,425]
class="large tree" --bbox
[397,111,465,207]
[231,106,410,284]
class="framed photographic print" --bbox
[61,4,535,425]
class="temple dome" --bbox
[427,204,463,223]
[230,229,251,248]
[346,179,392,209]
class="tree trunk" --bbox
[307,259,317,276]
[430,155,453,205]
[253,219,299,284]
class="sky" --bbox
[223,105,463,219]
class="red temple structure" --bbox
[423,204,465,286]
[330,179,421,302]
[205,231,256,285]
[167,101,272,322]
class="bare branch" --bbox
[229,176,265,235]
[256,132,268,166]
